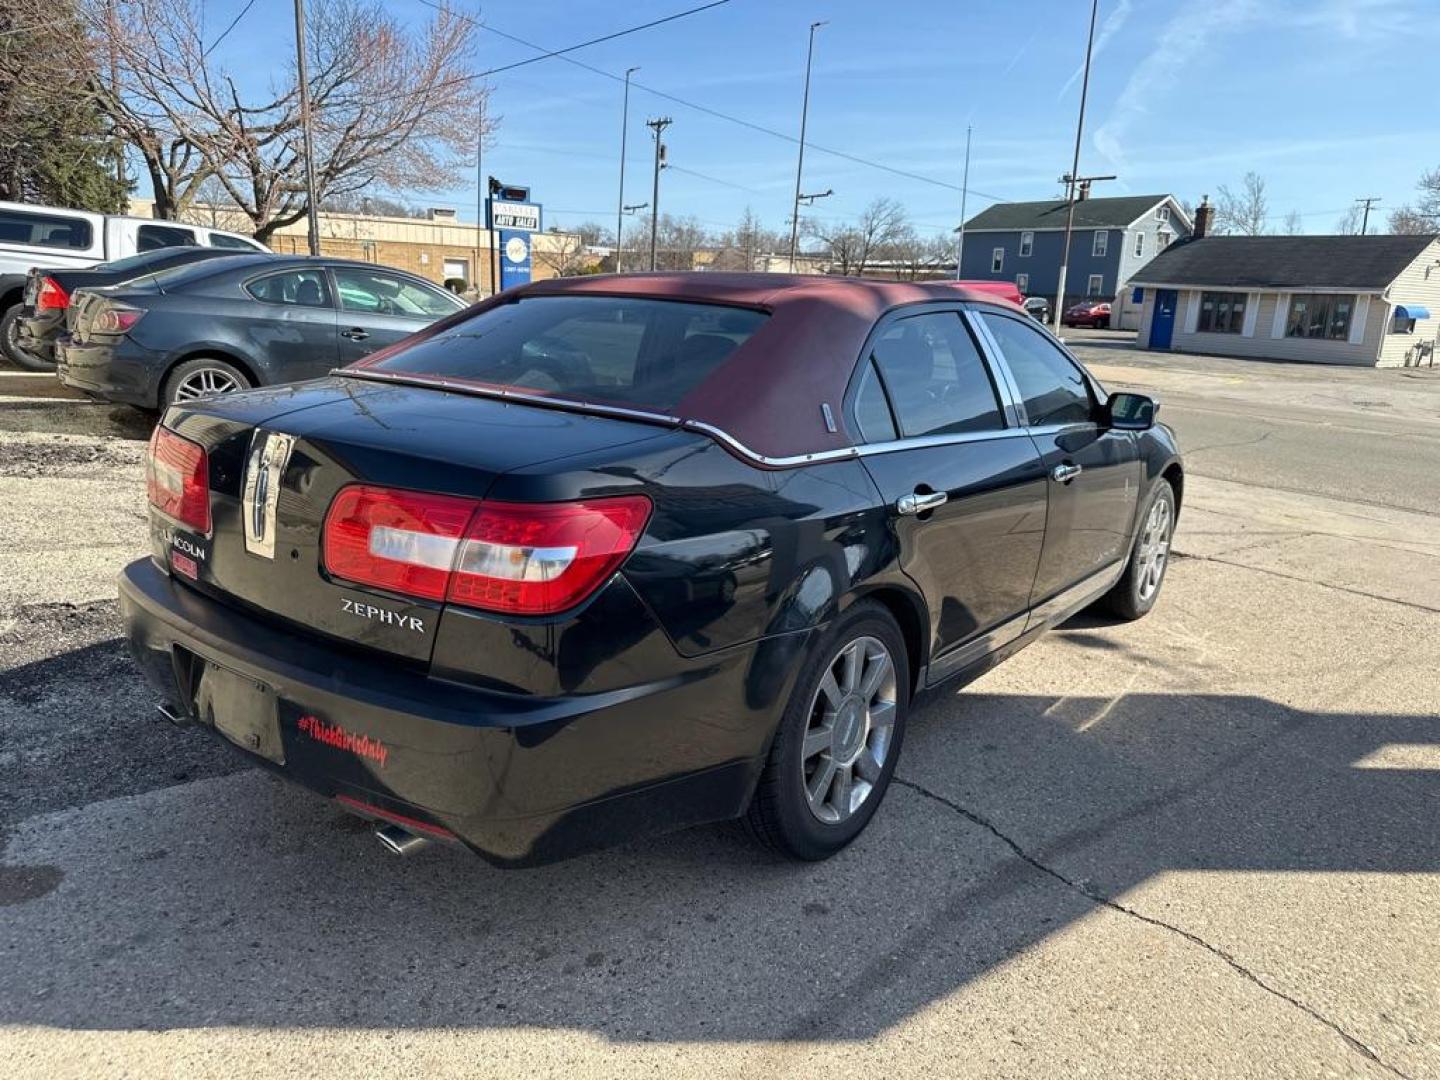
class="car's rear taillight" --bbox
[146,426,211,534]
[36,276,68,311]
[93,304,144,335]
[322,487,478,602]
[321,486,651,616]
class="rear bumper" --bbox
[119,557,795,866]
[16,311,59,364]
[56,335,160,407]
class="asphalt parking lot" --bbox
[2,343,1438,1078]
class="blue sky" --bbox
[200,0,1440,239]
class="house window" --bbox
[1086,274,1104,297]
[1157,230,1173,250]
[1156,206,1170,223]
[1015,273,1029,293]
[1019,231,1034,257]
[1286,294,1355,340]
[1092,230,1108,257]
[991,247,1004,273]
[1197,291,1247,334]
[1133,232,1145,258]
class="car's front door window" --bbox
[332,268,458,319]
[980,312,1094,427]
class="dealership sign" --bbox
[489,200,541,232]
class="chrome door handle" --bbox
[896,490,948,515]
[1051,463,1083,483]
[342,327,370,341]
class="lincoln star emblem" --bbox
[242,430,295,559]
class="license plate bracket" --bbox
[190,659,284,765]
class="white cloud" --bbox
[1091,0,1425,174]
[1058,0,1134,100]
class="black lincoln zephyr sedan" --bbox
[120,273,1182,866]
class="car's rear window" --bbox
[371,295,768,411]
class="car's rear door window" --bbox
[870,311,1003,437]
[0,208,92,250]
[980,312,1095,427]
[246,269,331,308]
[370,295,768,410]
[137,224,197,251]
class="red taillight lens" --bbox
[93,305,144,334]
[146,427,211,533]
[322,486,479,602]
[321,487,651,615]
[36,276,68,311]
[449,497,653,615]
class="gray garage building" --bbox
[1129,225,1440,367]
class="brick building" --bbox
[129,199,593,294]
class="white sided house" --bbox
[1130,221,1439,368]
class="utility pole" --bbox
[1356,196,1381,235]
[788,21,826,273]
[293,0,322,256]
[475,98,485,295]
[615,67,640,273]
[646,117,671,272]
[954,124,972,281]
[1053,0,1099,334]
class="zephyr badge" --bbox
[242,430,295,559]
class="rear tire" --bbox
[162,357,252,407]
[1102,480,1176,621]
[1,305,50,371]
[745,601,909,861]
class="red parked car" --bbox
[1062,301,1112,329]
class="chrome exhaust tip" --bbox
[374,823,430,857]
[156,703,190,726]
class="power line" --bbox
[416,0,1004,201]
[663,163,764,193]
[203,0,259,58]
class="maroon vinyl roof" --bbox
[518,273,1018,460]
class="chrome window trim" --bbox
[335,297,1117,472]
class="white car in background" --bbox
[0,199,267,368]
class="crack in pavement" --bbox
[1170,551,1440,615]
[891,776,1413,1080]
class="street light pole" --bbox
[475,98,486,295]
[647,117,671,272]
[615,67,640,273]
[954,124,972,281]
[788,21,826,272]
[1053,0,1099,334]
[292,0,321,256]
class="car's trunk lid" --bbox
[156,377,675,665]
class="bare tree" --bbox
[1388,165,1440,235]
[1215,172,1269,235]
[1334,204,1363,235]
[884,228,951,280]
[1388,207,1435,235]
[617,214,710,272]
[79,0,488,240]
[1280,210,1304,235]
[810,198,910,277]
[710,207,781,271]
[532,230,596,278]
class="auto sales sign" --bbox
[489,200,541,232]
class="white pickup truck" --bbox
[1,199,267,368]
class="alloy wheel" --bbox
[172,366,242,402]
[1136,495,1172,601]
[800,634,898,825]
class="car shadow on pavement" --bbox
[1,659,1435,1043]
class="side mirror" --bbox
[1105,391,1157,431]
